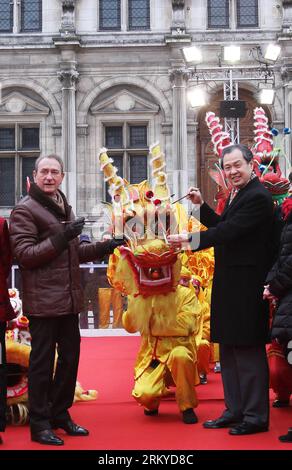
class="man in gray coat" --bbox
[9,154,124,445]
[168,144,274,435]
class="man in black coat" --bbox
[168,144,274,435]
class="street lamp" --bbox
[188,87,207,107]
[264,44,281,62]
[182,45,202,64]
[223,45,241,63]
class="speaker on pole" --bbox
[219,100,247,118]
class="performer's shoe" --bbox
[203,417,241,429]
[182,408,198,424]
[279,429,292,443]
[52,420,89,436]
[199,374,208,385]
[214,362,221,373]
[0,435,3,445]
[31,429,64,446]
[272,399,290,408]
[229,422,268,436]
[144,408,159,416]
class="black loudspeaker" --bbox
[219,100,247,118]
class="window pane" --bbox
[21,0,42,32]
[0,0,13,32]
[99,0,121,30]
[21,128,39,150]
[130,155,147,184]
[237,0,258,27]
[105,127,123,148]
[129,0,150,31]
[0,128,15,150]
[105,154,123,202]
[129,126,147,148]
[208,0,229,28]
[0,158,15,206]
[21,157,37,197]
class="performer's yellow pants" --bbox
[98,288,124,328]
[132,346,198,412]
[210,342,220,362]
[197,340,211,375]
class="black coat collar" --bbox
[29,183,71,220]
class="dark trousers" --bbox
[0,322,7,432]
[220,344,270,427]
[28,314,80,433]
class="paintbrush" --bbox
[171,193,189,205]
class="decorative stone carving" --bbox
[114,94,135,111]
[282,0,292,34]
[58,68,79,89]
[5,97,26,113]
[171,0,186,35]
[0,92,50,116]
[172,0,185,7]
[169,68,189,84]
[60,0,77,37]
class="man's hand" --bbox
[187,187,204,206]
[167,232,192,250]
[64,217,85,241]
[102,237,127,254]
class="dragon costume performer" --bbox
[99,143,201,424]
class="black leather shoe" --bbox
[279,429,292,443]
[203,417,242,429]
[182,408,198,424]
[144,408,159,416]
[229,422,268,435]
[31,429,64,446]
[52,420,89,436]
[272,399,290,408]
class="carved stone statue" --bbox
[171,0,186,34]
[60,0,77,37]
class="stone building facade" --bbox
[0,0,292,234]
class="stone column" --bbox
[187,121,198,188]
[170,68,189,201]
[58,63,79,213]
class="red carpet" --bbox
[2,337,292,450]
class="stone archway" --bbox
[196,88,272,208]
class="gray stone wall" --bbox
[0,0,291,225]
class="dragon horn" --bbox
[149,142,170,202]
[205,111,231,158]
